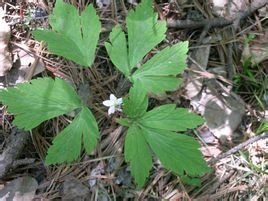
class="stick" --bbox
[208,132,268,165]
[167,17,231,29]
[167,0,268,30]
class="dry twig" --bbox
[209,132,268,165]
[167,0,268,30]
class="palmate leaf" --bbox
[140,104,204,132]
[33,0,101,67]
[46,107,99,165]
[0,77,100,164]
[143,128,210,176]
[131,42,188,95]
[125,125,152,187]
[105,0,166,76]
[105,0,188,95]
[105,25,130,77]
[0,77,82,130]
[119,84,210,186]
[126,0,167,68]
[123,82,148,119]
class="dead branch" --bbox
[167,0,268,30]
[208,132,268,165]
[167,17,232,29]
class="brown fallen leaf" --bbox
[201,146,222,158]
[0,47,45,88]
[183,36,245,139]
[0,9,12,76]
[211,0,248,18]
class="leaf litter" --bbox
[0,8,12,77]
[0,0,267,200]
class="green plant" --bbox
[105,0,187,95]
[32,0,101,67]
[0,78,99,164]
[117,83,210,187]
[105,0,210,186]
[233,61,267,109]
[234,33,267,109]
[256,122,268,134]
[0,0,101,165]
[0,0,210,187]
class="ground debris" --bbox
[0,176,38,201]
[183,36,245,138]
[0,129,30,178]
[0,45,45,88]
[242,29,268,65]
[60,176,90,201]
[0,9,12,77]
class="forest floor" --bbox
[0,0,267,200]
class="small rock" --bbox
[0,176,38,201]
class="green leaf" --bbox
[123,83,148,119]
[105,0,167,73]
[32,0,101,67]
[131,42,188,94]
[143,128,210,176]
[106,0,188,95]
[140,104,204,131]
[126,0,167,68]
[120,85,209,186]
[116,118,132,127]
[45,107,99,164]
[125,125,152,187]
[0,77,82,130]
[180,175,201,187]
[105,25,130,77]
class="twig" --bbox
[11,158,35,168]
[167,17,232,29]
[226,42,234,79]
[167,0,268,30]
[208,132,268,165]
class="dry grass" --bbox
[0,0,267,200]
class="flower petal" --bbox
[110,94,117,102]
[108,106,116,115]
[115,107,122,112]
[116,98,123,105]
[103,100,113,107]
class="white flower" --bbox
[102,94,123,115]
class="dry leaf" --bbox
[183,36,245,138]
[0,9,12,76]
[211,0,248,18]
[0,47,45,88]
[201,146,222,157]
